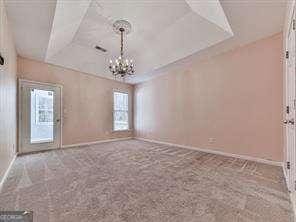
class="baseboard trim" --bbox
[135,137,282,167]
[0,154,17,193]
[61,137,133,149]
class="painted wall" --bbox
[18,57,134,146]
[0,0,17,181]
[135,33,283,162]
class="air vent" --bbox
[95,45,107,53]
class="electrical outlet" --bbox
[208,138,215,144]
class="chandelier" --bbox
[109,20,135,78]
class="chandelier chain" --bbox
[120,29,124,57]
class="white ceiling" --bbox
[5,0,287,84]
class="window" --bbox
[35,90,54,125]
[113,91,129,131]
[30,89,54,143]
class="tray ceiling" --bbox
[5,0,286,84]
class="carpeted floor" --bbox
[0,139,294,221]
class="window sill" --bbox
[31,139,53,144]
[112,129,133,133]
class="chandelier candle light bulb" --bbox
[109,20,135,78]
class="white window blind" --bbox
[113,92,129,131]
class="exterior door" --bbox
[285,11,296,192]
[19,79,62,153]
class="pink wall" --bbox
[0,0,17,180]
[135,33,283,162]
[17,57,134,146]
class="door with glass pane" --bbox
[19,80,61,153]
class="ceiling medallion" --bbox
[109,20,135,79]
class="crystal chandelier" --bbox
[109,20,135,78]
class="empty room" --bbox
[0,0,296,221]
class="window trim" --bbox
[113,90,130,132]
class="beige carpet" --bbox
[0,139,293,221]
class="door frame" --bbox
[284,6,296,192]
[18,79,63,153]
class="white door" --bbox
[19,80,62,153]
[285,11,296,192]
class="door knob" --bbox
[284,120,288,124]
[289,119,295,125]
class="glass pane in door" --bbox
[30,89,54,143]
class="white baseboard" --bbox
[0,154,17,193]
[61,137,133,149]
[135,137,282,167]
